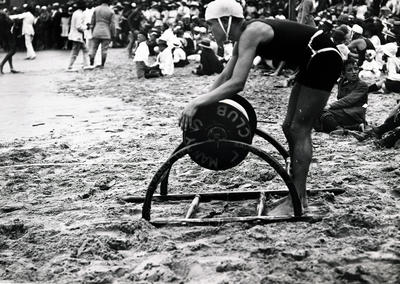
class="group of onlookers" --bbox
[1,0,399,146]
[295,0,400,147]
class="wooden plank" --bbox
[121,188,345,203]
[149,215,324,227]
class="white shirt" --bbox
[10,12,35,35]
[157,48,174,76]
[387,57,400,81]
[160,28,177,48]
[173,47,186,63]
[133,41,150,64]
[83,7,94,39]
[68,9,85,42]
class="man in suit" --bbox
[89,0,115,68]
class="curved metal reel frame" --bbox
[160,128,290,196]
[142,139,302,221]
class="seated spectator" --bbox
[315,60,369,134]
[144,39,174,78]
[172,39,189,67]
[359,50,381,84]
[132,33,149,79]
[382,43,400,92]
[370,43,400,93]
[192,38,223,76]
[352,102,400,148]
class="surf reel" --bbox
[122,95,344,225]
[183,95,256,170]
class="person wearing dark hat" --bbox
[314,59,369,134]
[179,0,343,216]
[0,11,20,74]
[193,38,223,75]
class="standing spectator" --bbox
[60,6,72,50]
[0,11,19,74]
[67,0,89,71]
[89,0,116,68]
[133,33,149,78]
[35,6,51,50]
[51,3,62,49]
[10,5,37,60]
[296,0,316,27]
[83,2,94,51]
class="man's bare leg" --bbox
[268,84,330,216]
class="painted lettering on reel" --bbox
[182,96,256,171]
[216,105,251,139]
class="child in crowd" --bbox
[172,39,189,67]
[359,49,381,84]
[315,59,369,134]
[144,39,174,78]
[132,33,149,78]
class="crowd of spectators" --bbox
[1,0,399,146]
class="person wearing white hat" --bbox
[179,0,343,216]
[172,39,188,67]
[347,24,376,66]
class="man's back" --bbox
[92,4,115,39]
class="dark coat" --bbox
[328,78,369,124]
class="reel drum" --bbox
[183,95,256,170]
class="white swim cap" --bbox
[205,0,244,21]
